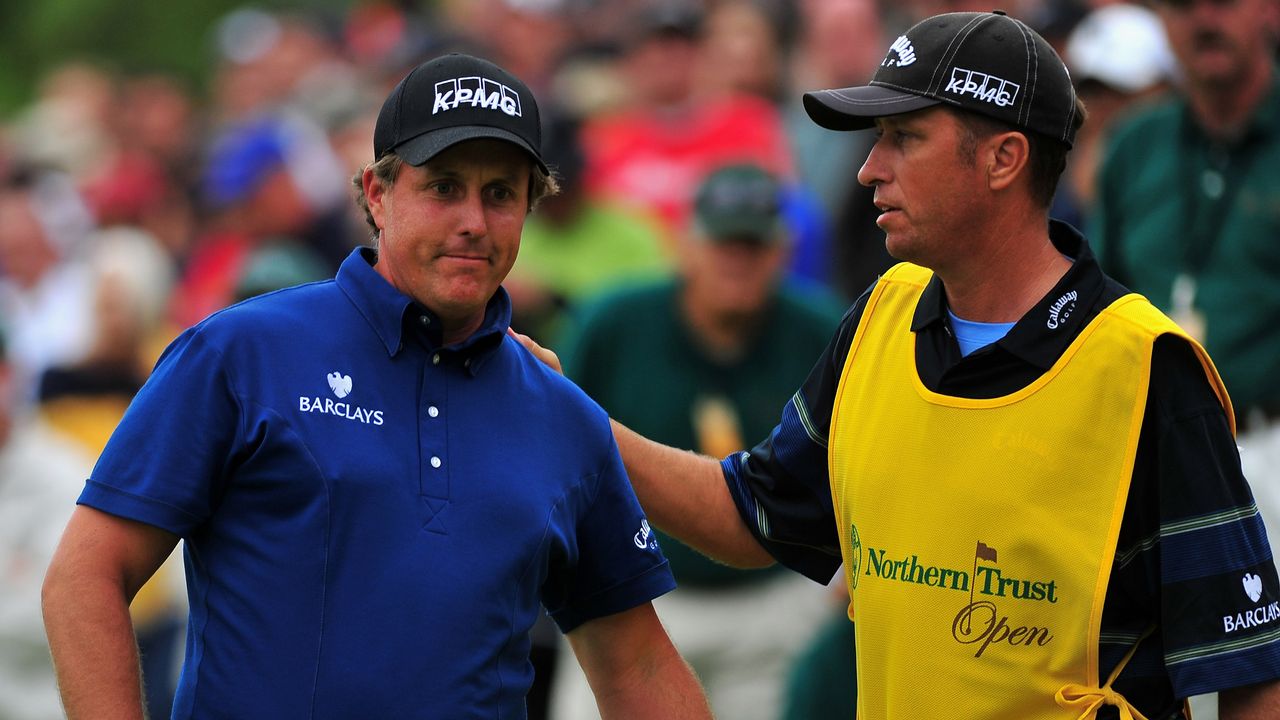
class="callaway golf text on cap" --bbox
[803,11,1080,147]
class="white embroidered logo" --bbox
[301,372,384,426]
[883,36,917,67]
[1245,573,1264,603]
[433,76,522,117]
[1223,573,1279,633]
[327,371,353,399]
[945,67,1020,107]
[1046,291,1078,330]
[633,519,658,550]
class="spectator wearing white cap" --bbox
[1060,3,1176,221]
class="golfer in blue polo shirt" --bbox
[42,54,712,720]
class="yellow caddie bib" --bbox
[828,263,1231,720]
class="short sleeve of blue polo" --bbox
[79,248,676,719]
[80,327,240,533]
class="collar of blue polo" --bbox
[336,247,512,368]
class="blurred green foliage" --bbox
[0,0,352,117]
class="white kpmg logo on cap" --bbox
[433,76,522,118]
[945,67,1020,108]
[883,36,917,68]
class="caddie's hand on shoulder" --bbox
[508,328,562,375]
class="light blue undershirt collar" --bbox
[947,310,1016,357]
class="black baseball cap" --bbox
[628,1,704,45]
[374,53,547,172]
[803,11,1080,147]
[693,163,784,244]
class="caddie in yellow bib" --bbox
[548,9,1280,720]
[829,263,1230,719]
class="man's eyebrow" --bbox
[420,165,461,179]
[488,170,524,185]
[420,164,525,183]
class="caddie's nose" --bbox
[858,132,891,188]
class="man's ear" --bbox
[986,131,1030,193]
[363,167,387,231]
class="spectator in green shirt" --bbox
[549,162,845,720]
[1091,0,1280,553]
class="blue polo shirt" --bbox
[80,247,675,720]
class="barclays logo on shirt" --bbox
[1223,573,1280,633]
[299,370,385,425]
[327,371,352,398]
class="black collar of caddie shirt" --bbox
[337,247,509,376]
[909,221,1111,386]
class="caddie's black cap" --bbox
[374,53,547,172]
[803,11,1080,147]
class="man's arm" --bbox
[611,420,774,568]
[42,505,180,720]
[508,329,773,568]
[567,602,712,720]
[1220,679,1280,719]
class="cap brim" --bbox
[392,125,548,174]
[700,216,781,244]
[802,85,943,131]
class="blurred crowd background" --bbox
[0,0,1256,718]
